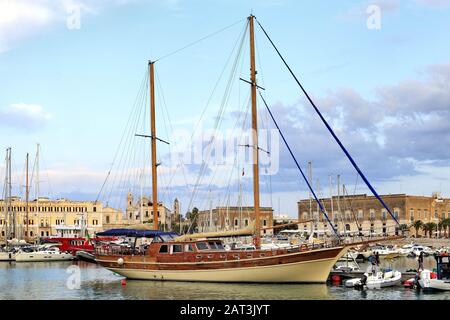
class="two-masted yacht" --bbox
[94,15,401,283]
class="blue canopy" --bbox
[96,229,178,239]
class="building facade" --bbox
[0,196,124,240]
[125,193,172,230]
[197,206,274,236]
[297,193,450,236]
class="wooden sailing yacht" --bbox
[95,15,351,283]
[94,15,400,283]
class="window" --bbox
[30,231,33,237]
[208,241,218,249]
[196,242,209,251]
[381,210,387,220]
[93,207,97,212]
[145,211,149,217]
[184,244,194,252]
[410,209,414,221]
[234,219,238,226]
[435,211,438,219]
[159,245,168,253]
[215,242,224,250]
[418,209,421,219]
[394,210,399,220]
[370,210,375,220]
[263,219,267,226]
[345,224,351,231]
[357,210,364,221]
[172,244,182,253]
[106,216,110,224]
[244,219,249,227]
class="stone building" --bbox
[125,193,172,230]
[0,196,124,240]
[297,193,450,237]
[197,206,274,236]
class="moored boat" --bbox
[418,254,450,291]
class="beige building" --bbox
[297,193,450,237]
[197,206,274,236]
[125,193,172,230]
[0,196,124,240]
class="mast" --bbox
[36,143,40,217]
[248,15,261,248]
[329,175,334,222]
[337,174,341,235]
[26,153,29,240]
[308,161,312,236]
[149,61,158,230]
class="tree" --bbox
[413,220,423,237]
[438,219,445,238]
[422,222,437,238]
[185,207,199,234]
[443,218,450,238]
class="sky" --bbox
[0,0,449,218]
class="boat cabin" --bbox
[435,254,450,280]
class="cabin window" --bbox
[196,242,209,251]
[159,245,168,253]
[172,244,182,253]
[184,244,194,252]
[215,242,224,250]
[208,242,218,249]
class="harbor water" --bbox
[0,257,449,300]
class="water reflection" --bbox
[0,257,449,300]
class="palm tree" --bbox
[413,220,423,237]
[422,222,437,238]
[443,218,450,238]
[438,219,444,238]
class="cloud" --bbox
[415,0,450,7]
[261,62,450,195]
[0,103,52,131]
[0,0,180,53]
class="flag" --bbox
[242,168,245,176]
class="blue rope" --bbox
[255,18,399,225]
[258,92,339,237]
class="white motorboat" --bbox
[15,246,74,262]
[0,251,15,261]
[418,254,450,291]
[345,270,402,289]
[411,245,434,257]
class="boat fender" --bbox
[117,258,124,266]
[121,279,126,286]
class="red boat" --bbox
[42,236,117,255]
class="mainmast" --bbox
[26,153,29,240]
[149,61,159,230]
[248,15,261,248]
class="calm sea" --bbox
[0,257,449,300]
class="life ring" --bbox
[300,244,307,252]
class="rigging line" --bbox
[186,24,247,217]
[258,91,338,237]
[98,70,148,203]
[255,17,399,226]
[154,68,190,191]
[155,18,246,62]
[190,20,249,152]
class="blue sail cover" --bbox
[96,228,178,238]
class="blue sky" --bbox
[1,0,450,217]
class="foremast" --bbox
[249,15,261,248]
[149,61,159,230]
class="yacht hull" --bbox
[0,252,15,261]
[15,252,74,262]
[98,246,348,283]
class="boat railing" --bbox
[95,245,146,256]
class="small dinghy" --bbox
[345,269,402,289]
[418,254,450,291]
